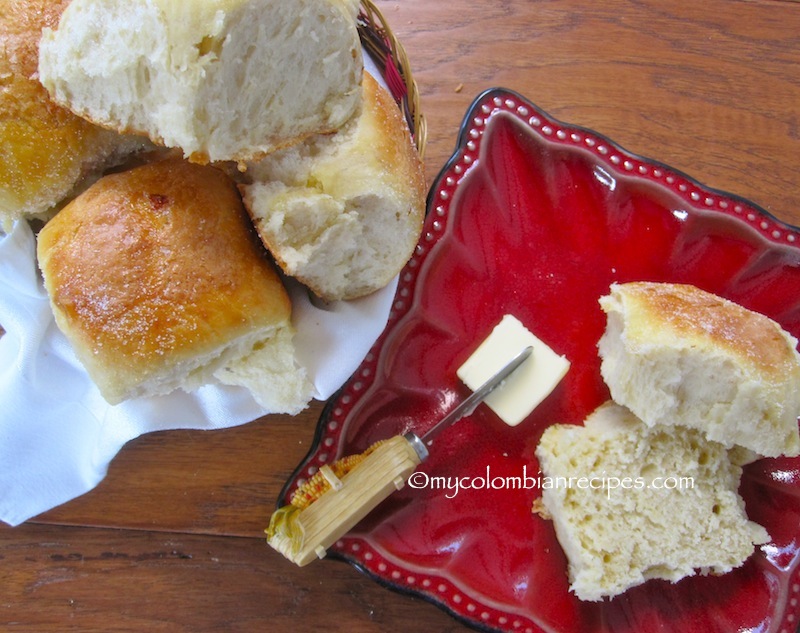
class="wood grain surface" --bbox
[3,1,800,631]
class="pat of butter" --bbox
[457,315,570,426]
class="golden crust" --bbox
[0,0,146,226]
[0,0,72,78]
[361,72,427,216]
[0,60,105,215]
[37,158,291,402]
[617,281,800,379]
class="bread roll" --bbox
[38,0,364,163]
[240,73,426,301]
[535,401,769,602]
[37,158,313,412]
[0,0,148,230]
[598,282,800,458]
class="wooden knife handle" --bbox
[267,433,427,566]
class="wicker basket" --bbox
[358,1,426,159]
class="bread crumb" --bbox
[455,83,464,93]
[531,497,551,520]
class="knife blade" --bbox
[418,344,533,448]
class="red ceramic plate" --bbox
[278,88,800,633]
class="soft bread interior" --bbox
[535,402,769,602]
[215,325,314,415]
[38,0,364,162]
[240,74,426,301]
[112,323,304,406]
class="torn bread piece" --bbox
[37,157,313,412]
[535,401,769,602]
[38,0,364,163]
[598,282,800,458]
[240,73,426,301]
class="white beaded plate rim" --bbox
[333,536,545,633]
[432,87,800,248]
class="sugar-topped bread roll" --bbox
[37,158,313,412]
[0,0,148,230]
[240,73,426,301]
[598,282,800,458]
[38,0,364,163]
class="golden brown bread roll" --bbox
[598,282,800,457]
[37,158,313,411]
[0,0,148,230]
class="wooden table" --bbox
[3,1,799,631]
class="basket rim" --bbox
[358,0,427,159]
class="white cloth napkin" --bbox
[0,219,395,526]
